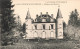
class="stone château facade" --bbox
[23,8,63,39]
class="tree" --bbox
[63,22,66,29]
[66,9,80,40]
[68,9,79,26]
[1,0,15,45]
[23,23,26,33]
[63,22,70,40]
[15,16,22,31]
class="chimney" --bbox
[40,12,42,15]
[51,14,53,18]
[36,14,38,18]
[46,12,48,15]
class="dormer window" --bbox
[42,19,46,22]
[51,19,53,22]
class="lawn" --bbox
[1,39,79,49]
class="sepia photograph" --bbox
[0,0,80,49]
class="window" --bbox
[42,31,46,38]
[51,24,53,29]
[50,32,55,38]
[26,25,28,26]
[59,24,62,25]
[59,27,62,28]
[43,24,45,29]
[49,26,50,30]
[35,25,37,29]
[60,32,62,33]
[34,32,38,38]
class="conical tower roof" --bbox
[56,8,63,18]
[26,8,31,19]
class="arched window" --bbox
[33,32,38,38]
[42,31,46,38]
[49,26,50,30]
[50,32,55,38]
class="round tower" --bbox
[25,9,32,30]
[56,8,63,39]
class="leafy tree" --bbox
[23,23,26,33]
[63,22,70,40]
[68,9,79,26]
[63,22,66,29]
[15,16,22,31]
[66,9,80,40]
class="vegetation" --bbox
[1,40,76,49]
[0,0,23,46]
[64,9,80,40]
[1,0,80,48]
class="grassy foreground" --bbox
[1,40,79,49]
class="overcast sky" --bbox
[12,0,80,24]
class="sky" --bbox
[12,0,80,24]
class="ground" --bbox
[1,39,80,49]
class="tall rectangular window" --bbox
[49,26,50,30]
[43,24,45,29]
[51,24,53,29]
[35,25,37,29]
